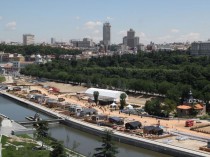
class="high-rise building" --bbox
[191,40,210,56]
[23,34,35,45]
[134,37,139,47]
[51,38,56,45]
[123,29,140,49]
[123,36,127,45]
[103,22,111,50]
[127,29,135,48]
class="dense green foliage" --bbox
[120,93,127,110]
[50,141,67,157]
[145,98,176,117]
[34,121,49,148]
[93,91,99,105]
[21,51,210,107]
[0,44,81,56]
[93,130,118,157]
[0,75,6,82]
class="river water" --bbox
[0,95,170,157]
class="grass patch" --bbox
[0,75,6,83]
[1,135,50,157]
[17,134,33,139]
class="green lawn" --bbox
[1,135,50,157]
[0,75,5,83]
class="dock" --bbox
[18,118,63,125]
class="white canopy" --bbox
[110,102,117,107]
[85,88,128,102]
[126,104,133,109]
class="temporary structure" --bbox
[125,104,133,109]
[110,102,117,107]
[143,126,163,135]
[109,117,124,125]
[85,88,128,103]
[125,121,141,130]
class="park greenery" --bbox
[20,51,210,116]
[0,44,82,56]
[0,75,6,83]
[34,121,49,148]
[93,91,99,105]
[120,93,127,110]
[1,135,50,157]
[50,141,67,157]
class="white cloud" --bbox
[137,32,146,38]
[84,21,102,29]
[106,16,113,20]
[0,16,2,20]
[75,26,80,30]
[5,21,17,30]
[157,35,172,41]
[118,30,127,36]
[75,16,80,20]
[171,29,180,33]
[93,30,100,34]
[178,32,201,42]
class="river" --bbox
[0,95,170,157]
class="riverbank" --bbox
[1,91,209,157]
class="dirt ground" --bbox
[16,78,210,140]
[36,81,150,106]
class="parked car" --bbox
[32,146,46,151]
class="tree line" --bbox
[0,44,82,56]
[20,51,210,115]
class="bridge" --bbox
[17,118,64,125]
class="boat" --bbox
[25,116,34,121]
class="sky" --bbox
[0,0,210,44]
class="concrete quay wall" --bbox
[1,92,209,157]
[63,118,208,157]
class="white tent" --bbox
[110,102,117,107]
[85,88,128,102]
[126,104,133,109]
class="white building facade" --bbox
[23,34,35,45]
[191,40,210,56]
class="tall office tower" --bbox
[134,37,139,47]
[123,36,127,46]
[103,22,111,50]
[127,29,135,48]
[23,34,35,45]
[51,38,56,45]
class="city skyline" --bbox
[0,0,210,44]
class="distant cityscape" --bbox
[1,22,210,56]
[1,21,210,74]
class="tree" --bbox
[144,98,162,116]
[93,91,99,105]
[34,121,49,148]
[120,93,127,110]
[93,130,118,157]
[50,140,67,157]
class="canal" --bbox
[0,95,170,157]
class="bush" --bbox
[200,114,210,120]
